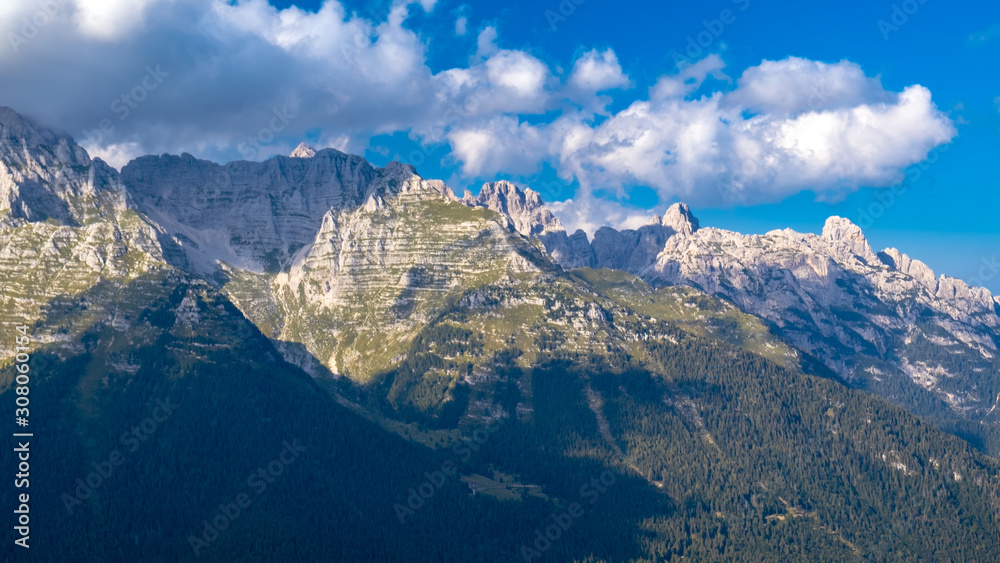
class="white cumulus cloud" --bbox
[0,1,955,236]
[496,57,955,233]
[567,49,630,94]
[73,0,170,40]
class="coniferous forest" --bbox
[3,275,1000,562]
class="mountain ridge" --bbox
[474,181,1000,451]
[7,106,1000,561]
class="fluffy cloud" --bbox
[73,0,169,40]
[567,49,630,94]
[490,58,954,232]
[447,116,547,176]
[550,58,954,214]
[548,196,652,236]
[1,1,566,167]
[650,54,728,100]
[0,1,954,235]
[726,57,890,114]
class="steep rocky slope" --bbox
[0,109,169,361]
[1,107,127,227]
[462,180,699,271]
[647,217,1000,433]
[124,151,554,381]
[475,181,1000,451]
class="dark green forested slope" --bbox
[3,270,1000,562]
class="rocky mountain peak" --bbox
[0,106,90,164]
[877,247,937,290]
[379,159,419,179]
[651,202,700,235]
[822,216,878,264]
[0,106,58,148]
[464,180,564,236]
[0,107,122,226]
[290,142,317,158]
[822,216,863,242]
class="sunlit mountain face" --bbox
[2,1,999,561]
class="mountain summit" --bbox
[462,180,564,236]
[649,202,700,235]
[290,142,317,158]
[0,106,124,226]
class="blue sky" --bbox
[1,0,998,290]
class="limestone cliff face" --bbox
[0,108,555,386]
[461,182,698,272]
[462,180,564,237]
[0,107,168,360]
[265,177,549,380]
[650,218,1000,420]
[654,215,996,352]
[0,106,126,227]
[122,147,545,380]
[590,204,698,272]
[122,149,393,273]
[476,181,1000,421]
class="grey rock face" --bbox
[657,202,700,235]
[0,106,125,226]
[290,142,317,158]
[121,150,441,274]
[472,179,1000,423]
[5,105,999,434]
[822,216,880,265]
[462,181,699,272]
[117,142,541,379]
[649,217,1000,419]
[877,248,937,290]
[591,204,698,272]
[537,229,596,269]
[0,108,168,359]
[462,180,564,237]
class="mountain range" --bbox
[465,176,1000,454]
[3,106,1000,562]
